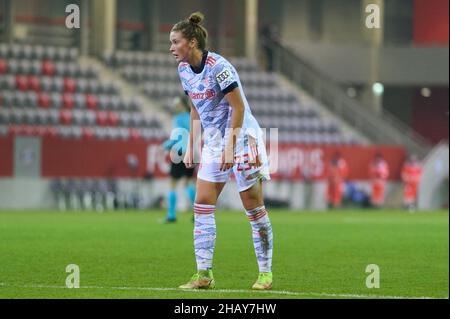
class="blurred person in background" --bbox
[401,154,422,212]
[162,95,196,223]
[369,152,390,208]
[326,152,349,209]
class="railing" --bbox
[263,36,432,157]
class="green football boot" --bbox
[179,269,215,289]
[252,272,273,290]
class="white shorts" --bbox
[197,134,271,192]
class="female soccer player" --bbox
[169,12,273,290]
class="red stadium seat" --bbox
[24,125,39,136]
[42,60,55,76]
[96,111,108,126]
[86,94,98,110]
[82,127,94,139]
[64,77,76,93]
[62,93,74,108]
[60,109,72,125]
[44,126,58,137]
[15,75,29,91]
[34,126,47,136]
[129,128,141,139]
[28,75,40,91]
[108,111,119,126]
[0,58,6,74]
[38,92,50,108]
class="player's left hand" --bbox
[220,147,235,171]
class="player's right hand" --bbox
[183,149,194,169]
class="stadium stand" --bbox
[103,50,363,145]
[0,43,167,141]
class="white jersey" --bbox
[178,51,262,153]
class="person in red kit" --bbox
[369,153,390,208]
[326,152,349,209]
[401,154,422,212]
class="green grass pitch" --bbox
[0,209,448,299]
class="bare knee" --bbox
[240,180,265,211]
[194,180,225,205]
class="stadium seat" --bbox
[108,111,119,126]
[72,110,84,125]
[52,77,64,91]
[42,61,55,76]
[36,109,49,125]
[0,75,15,90]
[85,110,96,126]
[0,110,9,124]
[62,93,74,108]
[0,58,6,74]
[114,127,127,140]
[28,75,40,91]
[129,128,140,139]
[48,109,60,125]
[96,111,108,126]
[16,75,29,91]
[30,60,42,75]
[86,94,98,110]
[0,125,8,136]
[74,94,86,109]
[43,46,57,61]
[11,109,25,124]
[50,92,62,108]
[7,59,19,74]
[64,77,76,93]
[60,109,72,125]
[15,91,27,107]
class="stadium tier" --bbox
[0,43,167,140]
[103,50,361,145]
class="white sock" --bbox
[246,205,273,273]
[193,203,216,271]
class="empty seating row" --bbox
[142,83,184,99]
[7,124,167,140]
[0,74,119,94]
[104,51,177,68]
[257,115,339,133]
[119,66,277,89]
[0,58,97,78]
[239,71,277,88]
[277,131,357,145]
[0,108,161,128]
[101,50,363,145]
[245,88,297,103]
[0,91,140,111]
[120,66,179,83]
[251,102,319,117]
[0,44,78,61]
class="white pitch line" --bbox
[0,282,445,299]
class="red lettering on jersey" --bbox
[189,90,215,100]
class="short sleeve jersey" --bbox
[178,51,261,153]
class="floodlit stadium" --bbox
[0,0,448,300]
